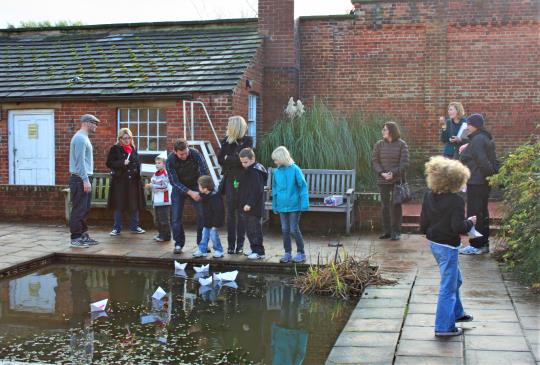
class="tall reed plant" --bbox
[257,101,385,190]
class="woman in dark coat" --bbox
[106,128,146,235]
[217,116,253,254]
[372,122,410,241]
[439,102,468,159]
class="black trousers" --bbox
[378,183,403,235]
[224,177,245,250]
[69,175,92,239]
[241,213,265,255]
[154,205,171,240]
[466,184,491,248]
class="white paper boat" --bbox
[90,310,108,321]
[152,286,167,300]
[198,276,213,286]
[174,261,187,271]
[221,281,238,289]
[215,270,238,282]
[199,285,213,296]
[90,298,108,312]
[174,269,187,278]
[468,226,483,238]
[194,264,210,273]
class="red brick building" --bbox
[0,0,538,223]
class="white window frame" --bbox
[117,108,167,154]
[247,94,257,147]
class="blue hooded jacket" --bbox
[272,164,309,213]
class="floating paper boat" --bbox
[90,299,108,312]
[214,270,238,282]
[198,276,213,286]
[174,261,187,270]
[194,264,210,273]
[174,269,187,278]
[152,286,167,300]
[221,281,238,289]
[90,310,108,321]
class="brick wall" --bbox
[0,185,67,220]
[297,0,539,155]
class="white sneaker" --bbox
[244,250,252,256]
[110,229,120,236]
[247,252,265,260]
[192,249,207,258]
[213,250,224,258]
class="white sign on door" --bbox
[9,110,55,185]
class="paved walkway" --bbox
[0,221,538,364]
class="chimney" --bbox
[258,0,299,126]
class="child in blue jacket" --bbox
[271,146,309,263]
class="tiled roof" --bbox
[0,19,261,99]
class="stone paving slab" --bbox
[395,356,463,365]
[465,350,536,365]
[396,339,463,357]
[465,335,530,351]
[326,346,395,365]
[400,325,461,342]
[333,332,400,347]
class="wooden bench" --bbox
[63,172,153,223]
[264,168,357,234]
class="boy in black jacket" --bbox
[192,176,224,258]
[238,148,268,260]
[420,156,477,337]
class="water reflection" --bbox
[0,264,355,365]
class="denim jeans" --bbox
[198,227,224,253]
[279,212,305,254]
[113,210,140,232]
[69,175,92,239]
[225,177,245,251]
[430,242,466,332]
[171,190,204,248]
[241,213,265,255]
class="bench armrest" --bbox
[346,188,354,195]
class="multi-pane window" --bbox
[118,108,167,152]
[247,94,257,147]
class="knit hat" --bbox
[466,113,484,129]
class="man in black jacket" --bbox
[459,114,497,255]
[167,139,210,254]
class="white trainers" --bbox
[109,229,120,236]
[192,249,207,258]
[131,227,146,234]
[244,250,252,256]
[213,250,224,258]
[247,252,265,260]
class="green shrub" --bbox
[489,138,540,287]
[257,101,385,190]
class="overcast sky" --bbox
[1,0,354,28]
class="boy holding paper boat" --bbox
[420,156,476,337]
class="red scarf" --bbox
[155,169,169,202]
[122,144,133,155]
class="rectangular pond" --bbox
[0,262,357,365]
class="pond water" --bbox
[0,263,356,365]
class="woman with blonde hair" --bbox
[420,156,477,337]
[217,115,253,254]
[439,102,468,158]
[106,128,146,236]
[271,146,309,263]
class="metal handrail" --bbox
[182,100,221,148]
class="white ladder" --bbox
[183,100,222,187]
[188,140,222,187]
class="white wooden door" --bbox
[9,110,55,185]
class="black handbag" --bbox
[393,178,411,205]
